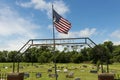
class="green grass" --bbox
[0,62,120,80]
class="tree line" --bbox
[0,41,120,64]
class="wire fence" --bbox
[0,73,7,80]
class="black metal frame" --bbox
[13,37,97,73]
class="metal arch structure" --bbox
[18,37,97,53]
[13,37,97,72]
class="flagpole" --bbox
[52,5,58,80]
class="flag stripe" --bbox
[54,23,68,33]
[55,23,67,33]
[55,20,70,31]
[61,18,71,25]
[59,18,71,29]
[54,22,69,31]
[56,28,67,33]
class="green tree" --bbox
[8,51,18,62]
[90,44,109,73]
[112,45,120,62]
[0,51,8,62]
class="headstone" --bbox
[7,73,24,80]
[98,73,114,80]
[36,73,42,78]
[56,70,61,72]
[48,74,58,78]
[24,72,29,78]
[75,77,80,80]
[48,69,52,72]
[64,69,68,73]
[90,70,97,73]
[66,72,74,78]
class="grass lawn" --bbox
[0,62,120,80]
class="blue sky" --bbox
[0,0,120,50]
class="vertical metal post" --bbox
[85,38,87,44]
[13,54,16,73]
[52,5,57,80]
[12,62,15,73]
[17,61,19,73]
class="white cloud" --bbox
[0,6,39,38]
[0,5,40,51]
[107,30,120,45]
[0,38,27,51]
[113,41,120,45]
[103,39,110,42]
[57,28,96,38]
[16,0,69,17]
[78,28,96,37]
[52,1,69,15]
[110,30,120,39]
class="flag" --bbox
[53,9,71,34]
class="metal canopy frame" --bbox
[13,37,97,72]
[18,37,96,53]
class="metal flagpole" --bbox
[52,5,58,80]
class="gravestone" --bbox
[66,72,74,78]
[48,69,52,72]
[98,73,114,80]
[90,70,97,73]
[63,69,68,73]
[75,77,80,80]
[36,73,42,78]
[24,72,29,78]
[48,74,58,78]
[7,73,24,80]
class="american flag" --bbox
[53,9,71,34]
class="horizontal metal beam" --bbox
[30,37,89,41]
[31,43,87,46]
